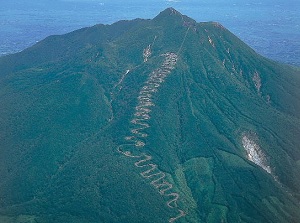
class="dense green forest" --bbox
[0,8,299,223]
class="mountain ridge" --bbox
[0,8,300,223]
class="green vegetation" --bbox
[0,8,299,223]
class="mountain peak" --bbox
[154,7,182,20]
[163,7,181,15]
[154,7,196,25]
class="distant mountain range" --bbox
[0,8,300,223]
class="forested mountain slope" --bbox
[0,8,300,223]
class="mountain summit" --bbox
[155,7,182,18]
[154,7,196,26]
[0,8,300,223]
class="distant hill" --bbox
[0,8,300,223]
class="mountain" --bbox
[0,7,300,223]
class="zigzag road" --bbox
[117,52,186,222]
